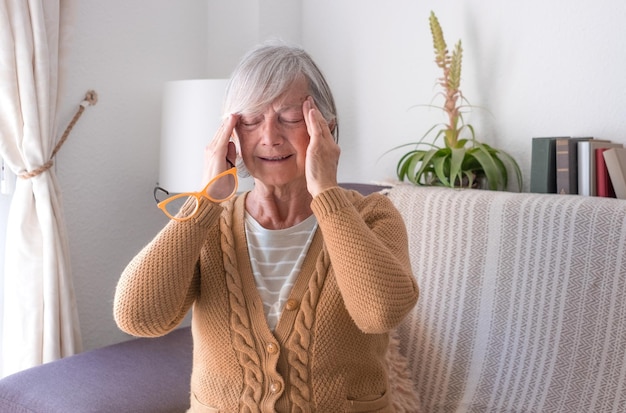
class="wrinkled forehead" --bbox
[226,72,310,117]
[255,77,310,113]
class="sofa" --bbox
[1,183,626,412]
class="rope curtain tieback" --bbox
[19,90,98,180]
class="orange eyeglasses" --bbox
[154,167,238,221]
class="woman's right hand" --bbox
[201,114,240,189]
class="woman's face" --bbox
[235,77,311,188]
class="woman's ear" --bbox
[328,119,336,134]
[236,155,250,178]
[328,119,339,143]
[231,130,251,178]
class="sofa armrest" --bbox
[0,327,192,413]
[340,182,390,195]
[390,185,626,412]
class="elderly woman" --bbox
[114,42,418,412]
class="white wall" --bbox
[56,0,303,351]
[56,1,210,350]
[303,0,626,187]
[50,0,626,351]
[206,0,302,76]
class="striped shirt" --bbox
[244,212,318,330]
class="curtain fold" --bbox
[0,0,81,377]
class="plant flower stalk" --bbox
[389,11,522,191]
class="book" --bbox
[603,148,626,199]
[555,137,593,195]
[577,140,620,196]
[530,137,562,193]
[596,148,616,198]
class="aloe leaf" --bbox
[495,149,523,191]
[432,153,451,187]
[449,147,466,186]
[399,151,427,184]
[478,144,523,191]
[490,154,508,188]
[396,150,419,179]
[471,146,502,190]
[463,169,475,188]
[415,148,442,185]
[464,123,476,141]
[397,150,423,181]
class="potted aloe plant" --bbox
[393,11,522,191]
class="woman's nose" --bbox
[259,117,282,145]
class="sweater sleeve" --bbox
[113,198,224,337]
[311,187,418,334]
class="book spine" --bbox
[530,137,558,193]
[555,138,571,194]
[603,148,626,199]
[596,148,615,198]
[578,141,592,196]
[556,137,594,195]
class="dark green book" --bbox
[531,137,565,193]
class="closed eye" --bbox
[241,119,261,126]
[280,117,304,124]
[279,109,304,125]
[239,116,263,129]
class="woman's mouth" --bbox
[259,155,292,162]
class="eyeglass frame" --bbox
[153,167,238,221]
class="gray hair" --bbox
[223,41,339,141]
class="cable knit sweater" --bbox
[114,186,418,412]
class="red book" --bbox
[596,148,616,197]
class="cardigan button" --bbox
[285,299,299,311]
[270,381,282,394]
[267,343,278,354]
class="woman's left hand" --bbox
[303,96,341,197]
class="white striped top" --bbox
[244,212,318,330]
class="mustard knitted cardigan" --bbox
[114,187,418,412]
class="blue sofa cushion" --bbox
[0,327,192,413]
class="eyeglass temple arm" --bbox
[153,185,170,204]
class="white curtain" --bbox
[0,0,81,377]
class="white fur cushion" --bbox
[387,329,421,412]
